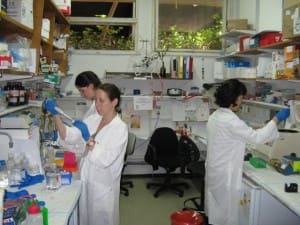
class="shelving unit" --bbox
[0,0,70,76]
[221,30,300,59]
[105,71,192,80]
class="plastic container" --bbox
[26,202,43,225]
[170,210,204,225]
[249,157,267,168]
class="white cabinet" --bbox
[240,177,300,225]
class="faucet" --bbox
[0,131,13,148]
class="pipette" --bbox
[55,106,74,123]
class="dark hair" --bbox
[98,83,122,113]
[214,79,247,108]
[75,71,101,88]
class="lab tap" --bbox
[0,131,14,148]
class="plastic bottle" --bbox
[38,201,48,225]
[25,201,43,225]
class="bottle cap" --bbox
[28,203,41,214]
[38,201,46,207]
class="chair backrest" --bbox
[178,135,200,166]
[126,132,136,156]
[144,127,179,169]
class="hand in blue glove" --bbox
[73,120,90,141]
[276,108,290,122]
[43,99,58,115]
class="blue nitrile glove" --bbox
[15,170,44,189]
[43,99,58,115]
[276,108,290,123]
[5,190,29,200]
[72,120,90,141]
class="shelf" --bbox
[44,0,70,25]
[0,105,33,117]
[221,30,256,41]
[0,14,33,38]
[105,72,192,80]
[242,100,287,110]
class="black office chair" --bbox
[144,127,189,198]
[121,132,137,196]
[178,136,205,213]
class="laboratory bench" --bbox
[9,180,82,225]
[242,162,300,224]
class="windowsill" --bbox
[69,49,221,57]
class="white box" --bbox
[41,18,50,39]
[7,0,33,29]
[54,0,71,15]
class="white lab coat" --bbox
[64,113,128,225]
[205,108,279,225]
[83,100,97,119]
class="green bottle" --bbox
[38,201,48,225]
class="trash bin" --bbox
[170,210,204,225]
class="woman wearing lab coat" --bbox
[205,79,290,225]
[44,83,128,225]
[57,71,101,155]
[75,71,101,118]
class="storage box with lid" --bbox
[7,0,33,29]
[282,1,300,38]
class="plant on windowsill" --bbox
[156,39,170,78]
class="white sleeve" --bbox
[230,118,279,145]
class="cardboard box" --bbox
[282,3,300,38]
[284,0,300,9]
[284,45,299,61]
[7,0,33,29]
[226,19,248,32]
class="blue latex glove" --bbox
[5,190,29,199]
[72,120,90,141]
[11,170,44,189]
[276,108,290,123]
[43,99,58,115]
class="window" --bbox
[156,0,224,51]
[69,0,136,50]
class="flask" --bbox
[26,201,43,225]
[38,201,48,225]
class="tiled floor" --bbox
[120,176,201,225]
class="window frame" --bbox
[154,0,227,53]
[69,0,137,51]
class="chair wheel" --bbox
[124,192,129,196]
[146,184,151,189]
[179,193,183,197]
[129,183,133,188]
[154,193,159,198]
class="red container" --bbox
[259,32,282,47]
[170,210,204,225]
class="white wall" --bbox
[65,0,284,94]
